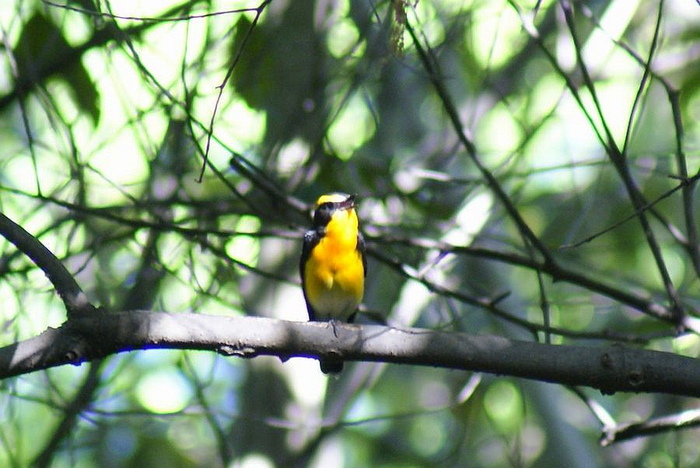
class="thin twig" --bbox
[31,363,104,468]
[42,0,260,22]
[560,1,616,149]
[368,246,665,342]
[404,13,556,269]
[371,235,679,329]
[199,0,272,182]
[621,1,662,156]
[561,171,700,249]
[560,2,683,321]
[600,408,700,446]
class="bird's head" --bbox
[312,193,358,230]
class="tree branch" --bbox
[0,211,94,315]
[601,408,700,446]
[403,16,556,267]
[3,311,700,398]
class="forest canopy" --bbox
[1,0,700,467]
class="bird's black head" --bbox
[312,193,356,228]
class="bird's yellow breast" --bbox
[303,210,364,321]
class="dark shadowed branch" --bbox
[0,212,95,315]
[2,311,700,398]
[600,408,700,446]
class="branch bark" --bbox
[2,311,700,398]
[0,212,93,315]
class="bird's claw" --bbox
[329,319,340,338]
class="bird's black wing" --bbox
[357,231,367,277]
[300,229,321,321]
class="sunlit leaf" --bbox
[13,12,100,124]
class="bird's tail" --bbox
[320,359,343,374]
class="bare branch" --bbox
[559,2,683,319]
[0,212,94,315]
[3,311,700,398]
[403,15,556,267]
[601,408,700,446]
[199,0,272,182]
[371,236,680,330]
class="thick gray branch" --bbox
[1,311,698,397]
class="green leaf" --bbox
[14,12,100,124]
[228,4,327,146]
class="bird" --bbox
[300,193,366,374]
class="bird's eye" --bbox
[313,203,334,226]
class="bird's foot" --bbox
[328,319,341,338]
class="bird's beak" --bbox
[339,194,357,210]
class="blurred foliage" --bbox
[1,0,700,467]
[12,11,100,124]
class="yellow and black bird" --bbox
[300,193,366,374]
